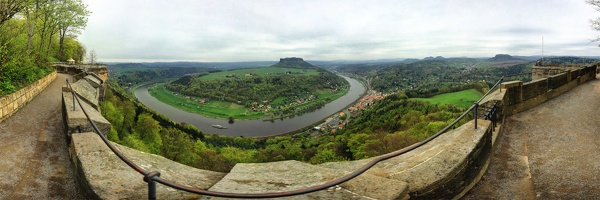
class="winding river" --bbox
[134,76,365,137]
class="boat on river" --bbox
[212,124,227,129]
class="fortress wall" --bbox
[506,64,597,115]
[522,78,548,101]
[0,71,57,123]
[549,73,568,89]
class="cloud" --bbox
[79,0,600,62]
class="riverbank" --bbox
[134,76,366,137]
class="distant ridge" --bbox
[423,56,445,60]
[271,57,322,70]
[488,54,521,61]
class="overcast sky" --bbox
[79,0,600,62]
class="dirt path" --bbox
[464,77,600,199]
[0,73,84,199]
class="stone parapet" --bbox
[70,132,226,199]
[208,160,409,199]
[319,120,494,199]
[61,91,110,136]
[0,71,57,122]
[505,64,597,114]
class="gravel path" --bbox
[464,77,600,199]
[0,73,84,199]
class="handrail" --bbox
[66,72,506,199]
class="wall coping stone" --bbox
[70,132,226,199]
[83,74,103,88]
[501,80,522,89]
[208,160,409,199]
[62,91,110,135]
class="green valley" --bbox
[149,83,265,120]
[410,89,483,107]
[152,58,350,120]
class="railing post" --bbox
[473,102,478,129]
[144,171,161,200]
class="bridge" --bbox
[0,64,597,199]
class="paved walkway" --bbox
[0,73,83,199]
[464,77,600,199]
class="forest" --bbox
[166,70,347,108]
[368,59,530,97]
[111,63,220,87]
[0,0,89,95]
[101,83,470,172]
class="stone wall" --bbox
[504,64,597,114]
[532,64,583,80]
[0,71,57,123]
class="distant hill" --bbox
[424,56,445,60]
[270,57,322,70]
[486,54,529,68]
[488,54,519,61]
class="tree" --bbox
[161,128,194,164]
[56,0,89,60]
[0,0,28,26]
[88,49,96,64]
[135,113,162,154]
[588,0,600,43]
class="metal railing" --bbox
[66,74,506,199]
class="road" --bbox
[0,73,84,199]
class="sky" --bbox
[79,0,600,62]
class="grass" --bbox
[148,83,265,120]
[198,67,320,81]
[410,89,483,107]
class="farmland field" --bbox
[410,89,482,107]
[148,83,265,120]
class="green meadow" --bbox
[410,89,482,107]
[148,83,265,120]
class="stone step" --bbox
[206,160,409,199]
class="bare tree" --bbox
[587,0,600,43]
[89,49,97,64]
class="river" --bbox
[134,76,365,137]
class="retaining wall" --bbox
[0,71,57,122]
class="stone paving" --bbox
[0,73,84,199]
[464,76,600,199]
